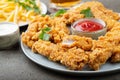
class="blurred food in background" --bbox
[0,0,42,25]
[50,0,81,7]
[49,0,81,13]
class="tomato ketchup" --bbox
[74,20,103,32]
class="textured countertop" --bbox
[0,0,120,80]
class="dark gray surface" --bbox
[0,0,120,80]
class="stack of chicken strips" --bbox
[21,1,120,70]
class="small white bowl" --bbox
[0,22,20,49]
[71,18,107,39]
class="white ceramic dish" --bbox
[0,22,19,49]
[21,42,120,76]
[71,18,107,39]
[19,2,47,27]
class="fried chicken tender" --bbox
[62,35,93,51]
[110,26,120,62]
[111,45,120,62]
[94,26,120,64]
[75,1,120,20]
[89,48,112,70]
[32,39,88,70]
[61,47,88,70]
[49,20,70,43]
[21,22,40,48]
[101,27,120,62]
[88,40,113,70]
[59,10,84,24]
[32,39,59,57]
[32,39,63,61]
[21,15,53,48]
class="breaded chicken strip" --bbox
[110,26,120,62]
[32,39,59,57]
[62,35,93,51]
[32,39,63,61]
[75,1,120,20]
[21,15,53,48]
[32,39,89,70]
[111,45,120,62]
[88,40,113,70]
[21,22,40,48]
[97,28,120,63]
[49,20,70,43]
[61,47,88,70]
[89,48,112,70]
[105,27,120,62]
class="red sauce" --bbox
[74,20,103,32]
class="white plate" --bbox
[21,41,120,76]
[19,2,47,27]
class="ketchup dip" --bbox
[74,20,103,32]
[71,18,106,39]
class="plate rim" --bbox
[21,41,120,75]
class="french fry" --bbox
[0,0,41,25]
[6,10,15,22]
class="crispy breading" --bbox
[75,1,120,20]
[61,47,88,70]
[62,35,93,51]
[60,10,84,24]
[111,45,120,62]
[89,48,112,70]
[88,39,114,70]
[49,20,70,43]
[99,27,120,63]
[110,26,120,62]
[105,31,120,62]
[32,39,59,57]
[21,15,53,48]
[21,22,39,48]
[32,39,88,70]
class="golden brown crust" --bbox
[111,45,120,62]
[62,35,93,51]
[61,47,88,70]
[88,39,113,70]
[88,48,112,70]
